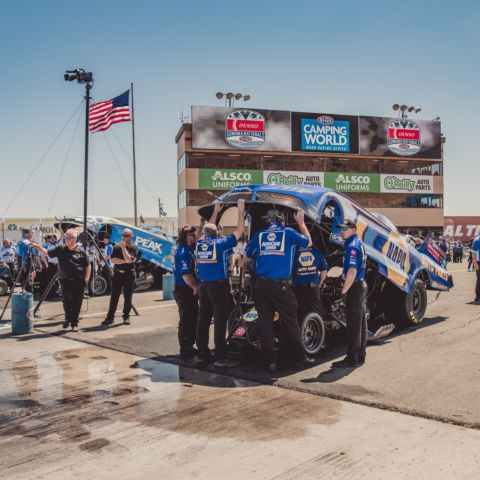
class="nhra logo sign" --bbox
[226,110,265,149]
[387,120,421,156]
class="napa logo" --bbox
[301,116,350,152]
[298,252,314,267]
[200,243,209,251]
[267,233,277,241]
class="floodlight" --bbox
[392,104,400,110]
[216,92,224,99]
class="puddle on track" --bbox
[0,346,340,451]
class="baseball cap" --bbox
[337,219,357,229]
[262,209,285,223]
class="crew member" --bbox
[16,228,37,292]
[43,234,60,298]
[31,229,90,331]
[173,225,198,359]
[245,209,314,372]
[471,235,480,304]
[99,236,113,293]
[332,220,367,368]
[195,199,245,368]
[102,228,138,326]
[0,239,16,276]
[292,245,328,324]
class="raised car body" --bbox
[199,184,451,295]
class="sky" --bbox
[1,0,478,220]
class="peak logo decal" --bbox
[226,110,265,149]
[387,120,421,156]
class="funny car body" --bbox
[198,184,452,357]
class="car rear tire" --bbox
[390,278,428,327]
[301,312,325,356]
[0,279,9,296]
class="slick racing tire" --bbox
[389,278,428,327]
[301,312,325,356]
[93,276,108,296]
[0,279,9,296]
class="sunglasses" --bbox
[122,234,132,238]
[339,226,353,231]
[65,236,76,240]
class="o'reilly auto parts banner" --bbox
[199,169,263,190]
[192,106,291,151]
[324,172,379,193]
[359,116,442,159]
[291,112,359,153]
[380,174,433,193]
[263,170,324,186]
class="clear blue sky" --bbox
[1,0,478,219]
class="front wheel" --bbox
[301,312,325,356]
[0,278,9,296]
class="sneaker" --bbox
[332,357,360,368]
[474,299,480,305]
[180,348,196,360]
[71,325,78,332]
[62,321,69,329]
[101,318,114,326]
[123,317,131,325]
[213,358,239,368]
[195,352,214,366]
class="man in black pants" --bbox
[332,219,368,368]
[245,209,314,372]
[31,229,90,332]
[195,199,245,368]
[102,228,138,326]
[173,225,199,359]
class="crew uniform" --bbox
[173,242,198,357]
[342,228,368,364]
[104,243,138,323]
[245,220,309,366]
[0,243,16,276]
[471,236,480,302]
[47,244,89,328]
[195,233,237,361]
[292,246,328,323]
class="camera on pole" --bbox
[64,68,94,243]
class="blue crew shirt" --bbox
[17,238,33,266]
[292,246,328,286]
[195,234,238,282]
[342,234,366,281]
[173,244,196,286]
[471,236,480,262]
[245,223,309,280]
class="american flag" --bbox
[89,90,131,133]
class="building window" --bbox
[177,153,186,175]
[178,190,186,210]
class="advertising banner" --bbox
[199,168,263,190]
[359,116,442,159]
[192,106,291,151]
[324,172,380,193]
[444,217,480,241]
[263,170,324,187]
[291,112,359,153]
[380,174,433,193]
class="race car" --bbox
[198,184,452,357]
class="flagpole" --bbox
[83,82,92,241]
[130,82,138,227]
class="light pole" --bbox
[64,68,93,243]
[216,92,251,108]
[392,104,421,119]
